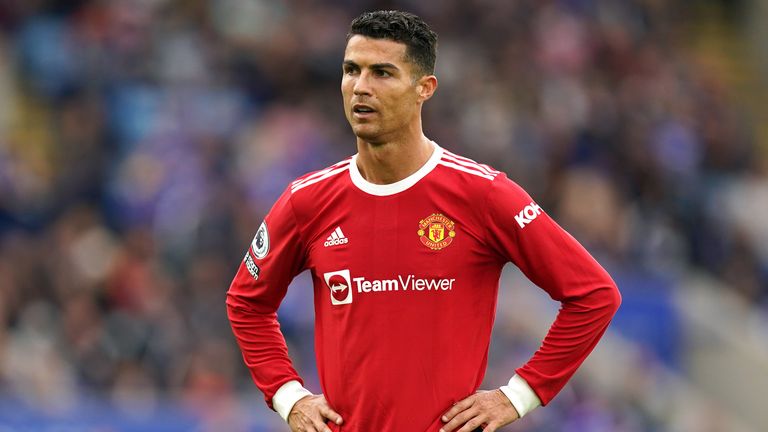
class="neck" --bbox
[355,134,434,185]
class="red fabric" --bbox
[226,148,620,431]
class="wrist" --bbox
[273,380,313,422]
[498,374,541,418]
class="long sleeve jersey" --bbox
[226,143,621,431]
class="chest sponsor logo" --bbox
[417,213,456,250]
[515,202,542,229]
[323,269,455,306]
[353,275,455,293]
[323,269,353,305]
[251,221,270,259]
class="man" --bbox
[227,10,621,432]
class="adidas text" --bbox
[324,237,349,247]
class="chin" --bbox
[352,126,383,143]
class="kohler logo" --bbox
[515,202,542,229]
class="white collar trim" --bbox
[349,141,443,196]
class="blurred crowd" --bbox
[0,0,765,430]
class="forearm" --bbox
[226,297,304,409]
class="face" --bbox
[341,35,435,144]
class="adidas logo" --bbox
[324,227,349,247]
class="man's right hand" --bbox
[287,394,343,432]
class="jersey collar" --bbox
[349,141,443,196]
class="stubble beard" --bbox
[351,122,387,146]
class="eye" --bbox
[373,69,391,77]
[343,65,358,75]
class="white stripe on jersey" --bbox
[441,152,498,177]
[291,165,350,193]
[335,227,344,238]
[442,150,500,175]
[291,159,351,189]
[443,149,500,171]
[438,160,496,181]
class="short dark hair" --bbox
[347,10,437,77]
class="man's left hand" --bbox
[439,389,520,432]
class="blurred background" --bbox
[1,0,767,431]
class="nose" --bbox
[353,71,372,96]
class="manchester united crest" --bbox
[418,213,456,250]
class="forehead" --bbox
[344,35,408,66]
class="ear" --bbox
[416,75,438,102]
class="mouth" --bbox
[352,104,377,118]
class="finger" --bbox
[483,421,500,432]
[287,414,305,432]
[320,405,343,425]
[294,416,319,432]
[456,415,487,432]
[440,407,477,432]
[442,396,476,422]
[309,415,332,432]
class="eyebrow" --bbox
[343,60,400,71]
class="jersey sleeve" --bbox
[226,186,308,410]
[483,174,621,406]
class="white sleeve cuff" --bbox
[499,375,542,418]
[273,380,314,422]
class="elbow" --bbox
[226,291,247,320]
[225,294,236,322]
[605,280,622,315]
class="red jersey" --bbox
[226,143,620,431]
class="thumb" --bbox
[320,403,344,424]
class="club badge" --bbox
[418,213,456,250]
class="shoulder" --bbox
[436,147,534,202]
[438,149,506,191]
[289,157,353,195]
[270,157,353,226]
[436,147,502,183]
